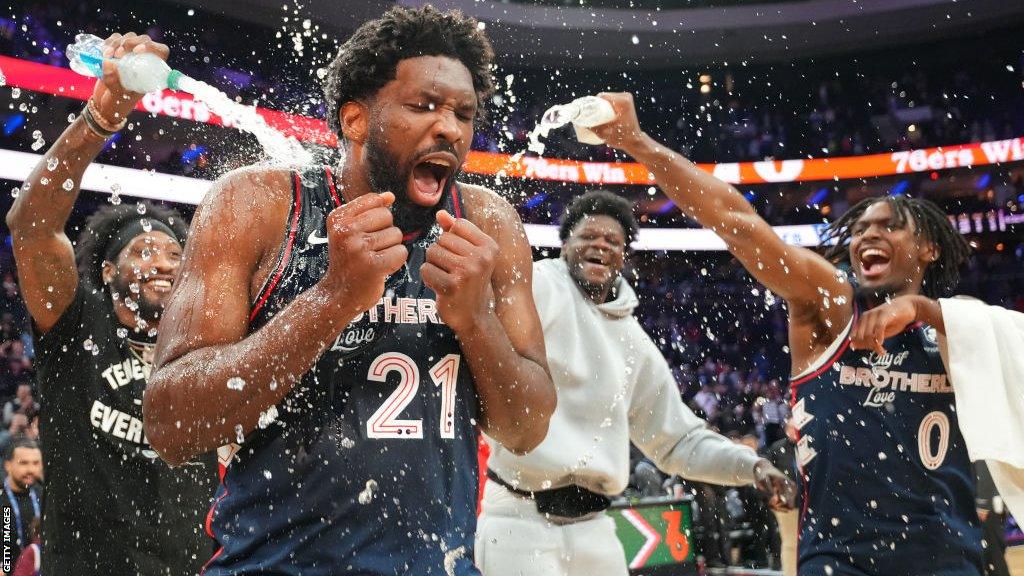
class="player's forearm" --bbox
[6,116,107,237]
[911,295,945,335]
[456,311,555,454]
[144,284,357,465]
[621,133,762,243]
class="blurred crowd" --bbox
[6,0,1024,169]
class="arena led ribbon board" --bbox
[3,55,1024,187]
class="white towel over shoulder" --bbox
[940,297,1024,519]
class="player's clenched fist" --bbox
[589,92,646,152]
[319,192,408,316]
[851,294,921,355]
[421,210,499,333]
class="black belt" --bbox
[487,469,611,518]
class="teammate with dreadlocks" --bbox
[144,6,554,575]
[6,31,214,575]
[587,92,980,575]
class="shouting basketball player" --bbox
[144,7,556,575]
[588,93,980,575]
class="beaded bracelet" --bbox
[81,105,117,139]
[82,98,127,138]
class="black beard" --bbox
[364,131,454,235]
[109,273,163,323]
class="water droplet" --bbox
[257,406,278,429]
[140,218,152,232]
[67,113,77,123]
[235,425,245,443]
[341,437,355,449]
[46,158,59,171]
[870,500,878,509]
[82,338,94,351]
[227,377,246,391]
[878,452,887,460]
[116,328,128,339]
[129,282,140,294]
[10,87,20,98]
[262,470,273,480]
[831,517,840,526]
[62,178,74,191]
[31,139,44,151]
[540,480,552,489]
[631,35,639,44]
[10,187,18,198]
[136,202,147,215]
[148,328,157,337]
[140,248,152,260]
[39,177,49,186]
[358,479,378,504]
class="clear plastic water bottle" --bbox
[540,96,617,145]
[66,33,183,93]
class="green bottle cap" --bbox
[167,69,184,91]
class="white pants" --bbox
[772,508,798,576]
[474,482,630,576]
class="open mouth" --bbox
[582,253,610,274]
[858,247,891,280]
[409,154,456,206]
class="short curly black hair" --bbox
[559,191,639,246]
[74,202,189,292]
[322,5,495,141]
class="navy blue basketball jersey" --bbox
[790,301,981,576]
[202,167,482,576]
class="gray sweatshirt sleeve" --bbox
[627,336,759,486]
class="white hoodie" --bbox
[486,258,759,495]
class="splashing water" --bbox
[357,479,378,504]
[518,96,617,158]
[176,76,312,165]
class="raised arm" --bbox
[144,171,407,465]
[420,187,555,454]
[591,93,854,363]
[7,33,165,332]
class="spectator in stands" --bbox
[756,381,789,445]
[693,382,719,418]
[0,414,31,456]
[0,437,43,566]
[3,384,37,428]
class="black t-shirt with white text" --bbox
[33,286,215,575]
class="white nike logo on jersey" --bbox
[308,231,329,245]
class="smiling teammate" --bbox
[143,7,555,575]
[6,31,214,575]
[477,191,794,576]
[588,93,979,575]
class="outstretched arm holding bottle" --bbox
[7,33,168,333]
